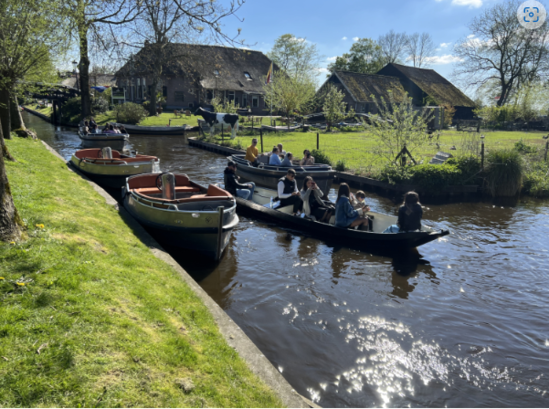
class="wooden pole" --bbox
[221,123,224,144]
[481,140,485,170]
[260,128,264,153]
[545,140,548,162]
[317,132,319,150]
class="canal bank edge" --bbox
[187,137,480,198]
[40,140,310,409]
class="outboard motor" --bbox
[161,172,176,200]
[101,147,113,159]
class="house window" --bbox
[252,94,259,108]
[131,86,135,101]
[228,91,235,105]
[242,94,248,108]
[174,91,185,102]
[244,72,252,80]
[207,90,213,100]
[162,86,167,97]
[137,78,141,99]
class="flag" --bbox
[265,62,273,85]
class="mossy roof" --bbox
[333,71,407,103]
[382,63,476,108]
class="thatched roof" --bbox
[116,43,276,94]
[328,71,407,103]
[61,74,117,89]
[378,63,476,107]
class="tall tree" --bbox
[405,32,435,68]
[453,0,549,106]
[328,38,384,74]
[0,117,22,241]
[0,0,63,157]
[267,34,321,80]
[64,0,141,119]
[378,30,408,65]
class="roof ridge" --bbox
[389,62,436,72]
[335,70,401,80]
[171,43,266,54]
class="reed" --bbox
[484,149,524,197]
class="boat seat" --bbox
[128,174,191,189]
[134,186,201,196]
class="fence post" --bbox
[317,132,319,150]
[260,128,264,153]
[545,140,548,162]
[221,123,224,144]
[480,135,485,170]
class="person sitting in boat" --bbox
[383,191,423,233]
[277,143,286,156]
[89,117,97,129]
[281,152,293,167]
[277,168,303,215]
[301,176,334,223]
[224,161,255,200]
[105,124,117,134]
[82,121,89,135]
[245,138,259,167]
[119,125,127,134]
[102,123,110,133]
[351,190,368,210]
[300,149,315,166]
[269,147,282,165]
[113,126,121,134]
[335,183,370,230]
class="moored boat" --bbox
[229,154,336,195]
[235,186,449,251]
[70,148,160,188]
[123,173,239,260]
[78,128,129,150]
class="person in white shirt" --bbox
[276,168,303,215]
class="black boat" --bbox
[235,186,449,250]
[229,154,336,195]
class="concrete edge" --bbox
[39,140,308,408]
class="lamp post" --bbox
[72,60,79,92]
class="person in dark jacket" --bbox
[224,161,255,200]
[277,168,303,215]
[383,191,423,233]
[334,183,369,229]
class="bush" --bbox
[114,102,148,125]
[514,138,538,154]
[335,159,347,172]
[142,100,151,110]
[59,97,82,123]
[311,149,332,166]
[523,160,549,198]
[484,149,523,197]
[92,98,109,114]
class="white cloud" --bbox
[317,67,329,73]
[425,54,464,64]
[451,0,482,8]
[467,34,476,39]
[440,42,451,48]
[353,37,359,41]
[342,36,347,40]
[327,56,337,61]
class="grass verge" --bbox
[0,138,283,407]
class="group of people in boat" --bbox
[81,117,127,135]
[223,162,423,233]
[244,138,315,167]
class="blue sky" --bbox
[221,0,498,88]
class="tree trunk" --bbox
[0,117,22,241]
[10,96,25,130]
[0,84,12,140]
[78,22,92,118]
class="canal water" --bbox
[24,112,549,407]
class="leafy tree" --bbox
[405,32,435,68]
[328,38,384,74]
[263,72,316,129]
[378,30,408,65]
[211,96,238,114]
[368,93,433,165]
[454,0,549,106]
[322,84,352,130]
[267,34,321,80]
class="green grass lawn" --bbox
[0,138,283,407]
[94,112,201,127]
[227,129,548,174]
[24,106,52,117]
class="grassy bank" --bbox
[24,106,52,117]
[0,138,282,407]
[94,112,201,127]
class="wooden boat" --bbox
[70,148,160,188]
[78,129,129,150]
[235,186,449,251]
[123,173,239,260]
[120,123,191,135]
[229,154,336,195]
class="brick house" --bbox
[317,71,408,114]
[115,43,276,115]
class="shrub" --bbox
[59,97,82,123]
[92,97,109,114]
[311,149,332,166]
[523,160,549,198]
[142,100,151,110]
[335,159,347,172]
[514,138,538,154]
[114,102,148,125]
[484,149,524,197]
